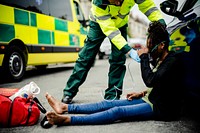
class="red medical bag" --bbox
[0,88,40,127]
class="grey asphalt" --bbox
[0,58,200,133]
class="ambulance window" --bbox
[48,0,73,21]
[0,0,49,15]
[74,1,85,21]
[27,0,49,14]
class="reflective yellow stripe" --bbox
[117,12,128,19]
[145,7,159,17]
[108,30,120,40]
[147,10,163,21]
[89,13,96,21]
[96,14,111,20]
[111,34,127,50]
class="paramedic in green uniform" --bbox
[62,0,166,103]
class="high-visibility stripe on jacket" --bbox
[136,0,163,21]
[90,0,164,53]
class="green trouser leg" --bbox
[104,25,127,100]
[63,21,106,98]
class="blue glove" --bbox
[129,49,140,63]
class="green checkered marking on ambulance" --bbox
[69,34,80,46]
[51,32,55,44]
[30,13,37,27]
[14,9,29,25]
[38,29,52,44]
[55,18,68,32]
[0,24,15,42]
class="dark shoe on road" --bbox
[62,96,73,104]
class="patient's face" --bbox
[147,38,159,61]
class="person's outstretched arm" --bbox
[137,0,166,26]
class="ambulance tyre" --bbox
[3,46,26,82]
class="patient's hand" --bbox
[126,92,145,100]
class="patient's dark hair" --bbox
[147,21,170,50]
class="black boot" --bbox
[62,96,73,104]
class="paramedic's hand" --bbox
[128,49,141,63]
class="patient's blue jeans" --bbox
[68,99,154,125]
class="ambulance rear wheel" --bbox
[3,46,26,82]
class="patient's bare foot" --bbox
[46,111,70,125]
[45,92,68,114]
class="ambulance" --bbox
[0,0,88,81]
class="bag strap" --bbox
[26,100,34,125]
[33,97,46,114]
